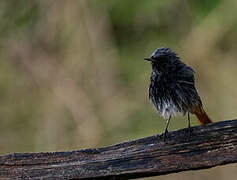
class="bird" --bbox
[144,47,213,141]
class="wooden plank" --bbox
[0,119,237,179]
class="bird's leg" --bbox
[187,112,192,139]
[163,115,171,142]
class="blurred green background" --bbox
[0,0,237,179]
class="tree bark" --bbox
[1,119,237,179]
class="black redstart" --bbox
[145,47,212,141]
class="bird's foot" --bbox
[162,129,169,142]
[185,126,192,141]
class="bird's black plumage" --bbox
[145,47,202,119]
[145,47,213,141]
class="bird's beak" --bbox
[144,57,155,62]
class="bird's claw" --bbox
[185,127,192,141]
[162,129,169,142]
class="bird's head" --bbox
[144,47,178,64]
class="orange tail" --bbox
[193,105,213,125]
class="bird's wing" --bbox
[176,65,202,108]
[176,65,195,86]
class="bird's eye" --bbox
[157,56,165,60]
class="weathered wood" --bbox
[0,119,237,179]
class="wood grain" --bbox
[0,119,237,179]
